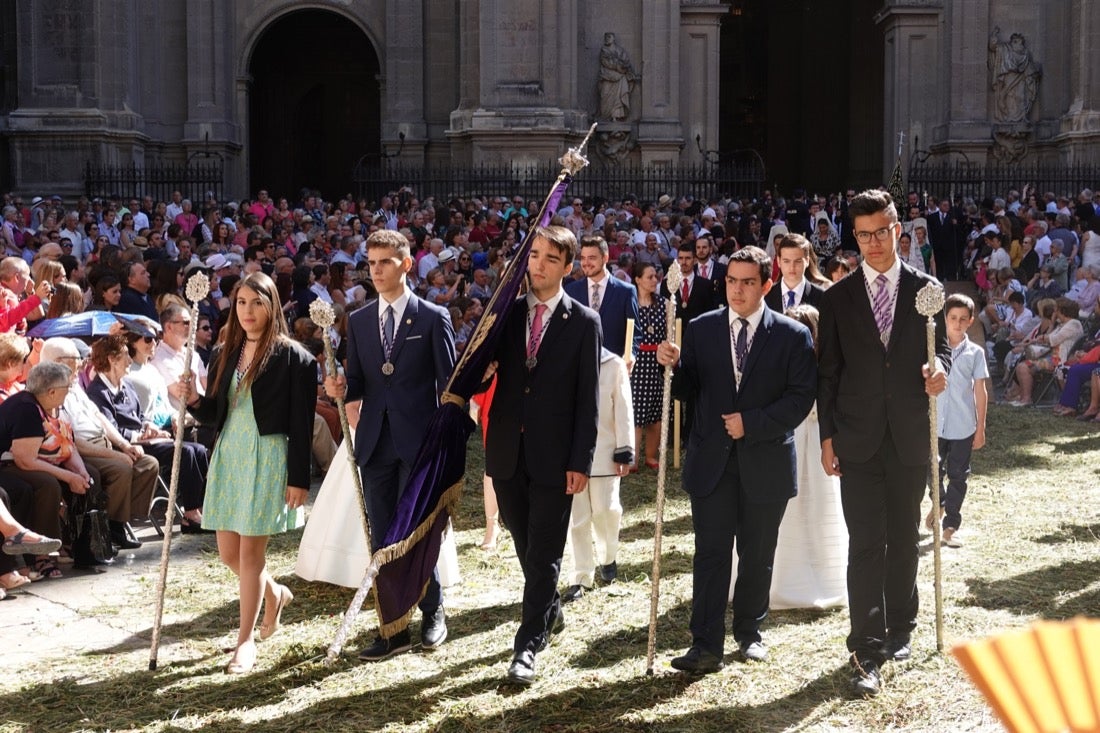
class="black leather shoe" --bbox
[670,646,724,674]
[599,561,618,583]
[850,657,883,697]
[536,607,566,652]
[421,607,447,650]
[506,650,536,686]
[561,584,589,603]
[357,630,412,662]
[109,521,142,550]
[738,641,767,662]
[882,635,911,662]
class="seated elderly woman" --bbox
[1071,264,1100,318]
[85,334,210,533]
[1008,298,1086,406]
[1073,368,1100,423]
[0,361,111,575]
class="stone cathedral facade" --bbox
[1,0,1097,199]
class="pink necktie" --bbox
[527,303,548,359]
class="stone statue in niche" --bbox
[597,32,639,121]
[988,28,1042,124]
[595,128,635,164]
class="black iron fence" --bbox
[908,161,1100,201]
[352,159,765,205]
[83,161,224,204]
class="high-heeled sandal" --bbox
[259,584,294,640]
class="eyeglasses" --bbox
[198,325,212,331]
[169,320,191,327]
[853,226,896,244]
[141,335,157,343]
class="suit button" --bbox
[524,387,530,394]
[885,361,890,368]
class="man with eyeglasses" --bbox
[152,303,209,413]
[817,189,950,697]
[504,197,528,221]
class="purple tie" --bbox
[872,273,892,346]
[733,318,749,372]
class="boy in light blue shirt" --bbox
[930,293,988,547]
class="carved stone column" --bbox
[7,0,148,195]
[875,1,944,176]
[677,2,725,165]
[1056,0,1100,163]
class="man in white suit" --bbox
[562,347,634,601]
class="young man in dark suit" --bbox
[484,225,601,686]
[324,229,456,662]
[660,241,718,323]
[656,246,817,673]
[564,234,640,358]
[817,189,950,697]
[764,233,826,312]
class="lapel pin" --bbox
[406,318,412,325]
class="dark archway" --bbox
[719,0,883,194]
[248,10,380,202]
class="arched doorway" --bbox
[248,9,380,202]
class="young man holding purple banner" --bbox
[325,229,456,662]
[483,225,601,686]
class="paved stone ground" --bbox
[0,520,218,671]
[1,475,324,675]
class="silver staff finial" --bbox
[309,299,336,329]
[915,281,945,318]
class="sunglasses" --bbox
[141,336,157,343]
[198,325,212,331]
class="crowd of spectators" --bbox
[0,177,1098,593]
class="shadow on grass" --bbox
[1033,522,1100,544]
[1052,433,1100,455]
[5,595,532,732]
[619,513,694,543]
[568,596,692,669]
[963,558,1100,618]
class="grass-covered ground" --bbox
[2,401,1097,732]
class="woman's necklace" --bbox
[235,344,256,388]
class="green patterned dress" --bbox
[202,371,304,535]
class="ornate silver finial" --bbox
[184,272,211,303]
[560,123,597,175]
[665,262,683,298]
[309,299,336,329]
[916,281,945,318]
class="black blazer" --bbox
[672,306,816,501]
[189,339,317,488]
[660,273,718,324]
[485,295,601,486]
[817,263,951,466]
[764,280,826,312]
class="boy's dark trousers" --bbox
[937,435,974,530]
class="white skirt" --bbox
[730,407,848,610]
[294,430,460,589]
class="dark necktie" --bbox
[734,318,749,373]
[786,290,796,309]
[383,305,395,360]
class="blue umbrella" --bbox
[27,311,160,339]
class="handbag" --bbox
[70,489,115,565]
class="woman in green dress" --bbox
[186,271,317,674]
